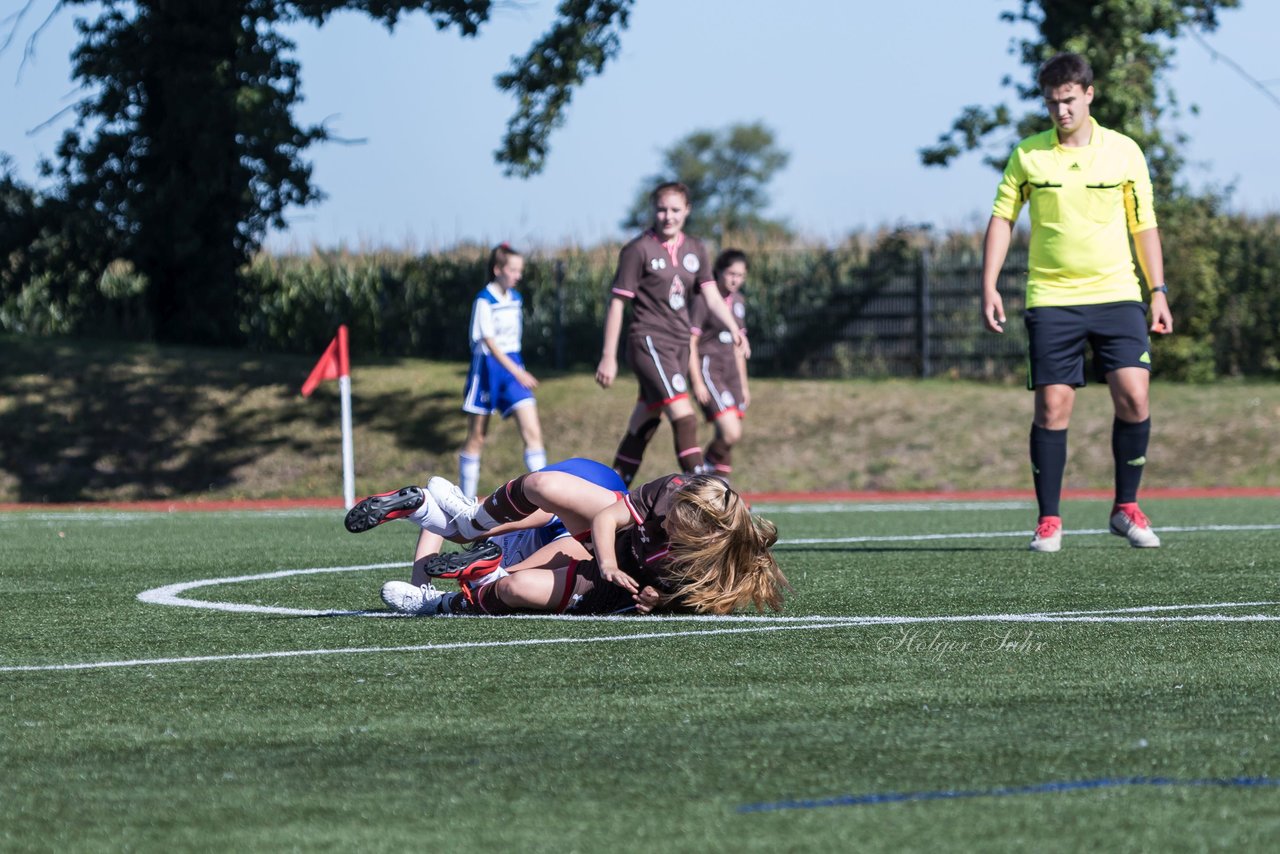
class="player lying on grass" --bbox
[345,458,625,613]
[346,464,787,618]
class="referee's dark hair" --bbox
[1038,52,1093,93]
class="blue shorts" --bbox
[1024,301,1151,389]
[463,352,535,417]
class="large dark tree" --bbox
[920,0,1240,199]
[11,0,631,343]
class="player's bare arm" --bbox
[486,337,538,389]
[590,498,639,593]
[688,334,711,405]
[1133,228,1173,335]
[595,297,626,388]
[700,281,751,358]
[981,216,1013,333]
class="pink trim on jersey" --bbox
[623,495,645,526]
[648,230,685,267]
[689,325,703,335]
[611,286,636,299]
[645,547,670,564]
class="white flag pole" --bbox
[338,374,356,510]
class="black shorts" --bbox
[1024,301,1151,389]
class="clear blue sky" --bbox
[2,1,1277,251]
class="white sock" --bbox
[524,447,547,472]
[459,453,481,499]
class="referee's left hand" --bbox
[1150,295,1173,335]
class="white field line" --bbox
[131,522,1280,619]
[7,602,1280,674]
[754,501,1031,514]
[779,523,1280,545]
[3,519,1275,674]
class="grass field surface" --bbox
[4,494,1279,850]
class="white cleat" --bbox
[1028,516,1063,553]
[427,476,487,539]
[1109,504,1161,548]
[380,580,468,616]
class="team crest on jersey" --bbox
[733,302,746,319]
[672,373,687,393]
[650,257,667,271]
[668,277,686,311]
[718,330,734,345]
[682,253,700,273]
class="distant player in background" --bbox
[595,182,748,485]
[458,243,546,498]
[689,249,751,478]
[980,53,1173,552]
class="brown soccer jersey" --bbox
[612,231,715,348]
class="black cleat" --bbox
[344,486,425,533]
[423,539,504,580]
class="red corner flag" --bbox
[302,325,350,397]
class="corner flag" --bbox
[301,325,356,509]
[302,325,350,397]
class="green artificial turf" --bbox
[3,497,1279,851]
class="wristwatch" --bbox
[1150,284,1169,295]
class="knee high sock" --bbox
[474,581,518,615]
[672,414,704,473]
[474,473,541,531]
[459,452,481,499]
[1112,417,1151,505]
[1030,425,1068,518]
[613,417,661,486]
[524,447,547,472]
[705,437,733,474]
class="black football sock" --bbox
[671,414,704,473]
[1030,424,1068,518]
[1112,417,1151,505]
[479,473,540,526]
[705,437,733,474]
[612,417,660,486]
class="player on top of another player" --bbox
[345,458,624,615]
[980,52,1173,553]
[426,469,786,617]
[347,466,787,618]
[689,249,752,479]
[595,182,748,486]
[457,243,546,499]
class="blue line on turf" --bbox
[738,776,1280,813]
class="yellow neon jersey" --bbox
[992,117,1157,308]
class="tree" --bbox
[622,121,790,242]
[919,0,1240,199]
[7,0,632,344]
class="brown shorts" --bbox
[627,331,690,410]
[695,353,744,421]
[560,559,638,614]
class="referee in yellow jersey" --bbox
[981,53,1174,553]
